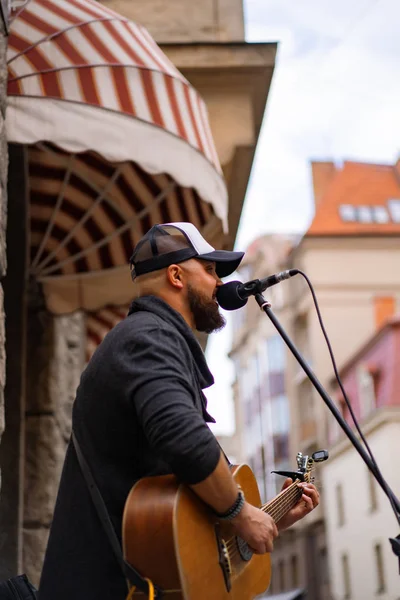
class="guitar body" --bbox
[122,464,271,599]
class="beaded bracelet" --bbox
[215,490,245,521]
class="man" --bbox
[39,222,319,600]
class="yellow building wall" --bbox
[100,0,244,42]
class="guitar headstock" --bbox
[298,449,329,483]
[272,449,329,483]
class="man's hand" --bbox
[276,479,320,531]
[230,502,279,554]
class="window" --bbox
[388,198,400,223]
[339,395,349,421]
[358,205,373,223]
[372,206,389,223]
[271,395,290,434]
[244,396,252,426]
[357,365,376,419]
[320,547,329,586]
[271,282,284,309]
[273,433,289,462]
[374,543,386,594]
[339,204,357,222]
[298,378,314,423]
[257,341,269,382]
[294,312,311,365]
[336,483,345,526]
[342,553,351,599]
[269,371,285,396]
[267,336,286,372]
[290,554,299,587]
[368,469,378,512]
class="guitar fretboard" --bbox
[260,474,310,524]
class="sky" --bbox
[205,0,400,435]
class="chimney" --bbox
[394,157,400,179]
[311,161,337,207]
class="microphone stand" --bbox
[253,291,400,570]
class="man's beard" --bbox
[187,284,226,334]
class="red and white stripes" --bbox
[86,304,128,362]
[6,0,228,315]
[8,0,221,173]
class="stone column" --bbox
[0,7,8,443]
[0,15,10,578]
[23,309,85,586]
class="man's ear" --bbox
[166,264,184,289]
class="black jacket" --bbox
[38,296,221,600]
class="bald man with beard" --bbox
[39,223,319,600]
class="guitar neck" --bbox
[260,475,310,524]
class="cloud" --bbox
[235,0,400,246]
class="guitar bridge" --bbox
[215,526,232,592]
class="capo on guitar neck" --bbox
[271,470,305,482]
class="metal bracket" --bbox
[1,0,29,34]
[0,0,9,33]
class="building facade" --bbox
[228,234,321,598]
[228,158,400,598]
[287,159,400,463]
[284,159,400,599]
[323,318,400,600]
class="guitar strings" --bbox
[223,478,310,558]
[224,484,300,549]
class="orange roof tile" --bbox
[306,160,400,236]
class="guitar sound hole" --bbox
[236,537,253,561]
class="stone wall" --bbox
[101,0,244,42]
[23,309,85,586]
[0,15,8,476]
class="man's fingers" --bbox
[298,483,320,509]
[250,542,272,555]
[303,485,320,507]
[302,494,314,511]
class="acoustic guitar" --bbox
[122,450,328,599]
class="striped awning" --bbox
[6,0,227,314]
[86,304,128,362]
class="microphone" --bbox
[216,269,299,311]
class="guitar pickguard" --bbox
[236,536,253,561]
